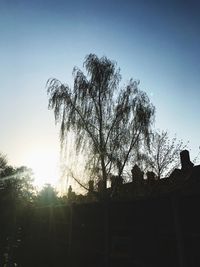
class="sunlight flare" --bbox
[24,149,60,189]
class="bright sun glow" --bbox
[24,149,60,190]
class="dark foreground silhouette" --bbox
[1,191,200,266]
[1,151,200,267]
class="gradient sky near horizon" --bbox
[0,0,200,188]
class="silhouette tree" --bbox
[0,152,8,175]
[0,160,35,243]
[47,54,155,195]
[0,165,35,206]
[36,184,58,206]
[0,153,35,206]
[138,130,187,179]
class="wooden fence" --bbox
[1,191,200,267]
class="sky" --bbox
[0,0,200,189]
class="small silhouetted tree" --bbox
[0,160,35,231]
[0,152,8,174]
[47,54,155,196]
[138,130,187,179]
[0,165,35,206]
[36,184,58,206]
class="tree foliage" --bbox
[1,167,35,205]
[0,152,7,174]
[0,153,35,206]
[138,130,187,179]
[47,54,155,193]
[36,184,58,206]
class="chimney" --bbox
[88,180,94,193]
[146,171,156,181]
[131,164,144,183]
[180,150,194,170]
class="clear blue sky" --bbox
[0,0,200,186]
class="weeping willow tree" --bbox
[47,54,155,195]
